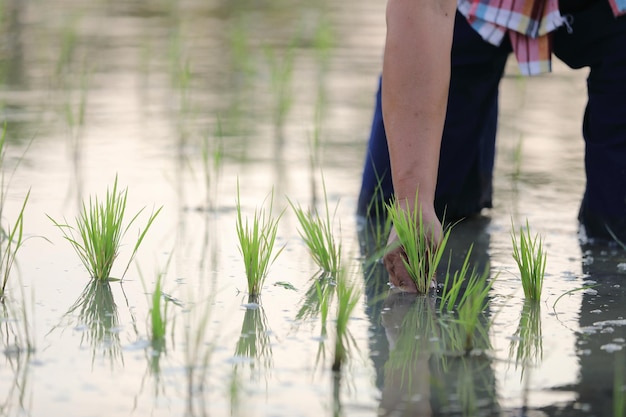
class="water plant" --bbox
[264,42,295,131]
[201,118,224,211]
[235,184,285,297]
[511,219,546,301]
[332,269,361,372]
[138,259,172,348]
[385,193,451,293]
[0,123,32,300]
[0,191,29,299]
[439,245,476,314]
[456,267,493,352]
[48,176,162,281]
[437,247,494,353]
[288,180,341,276]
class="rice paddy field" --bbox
[1,1,625,416]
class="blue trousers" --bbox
[357,1,626,241]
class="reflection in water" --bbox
[1,299,33,417]
[541,245,626,416]
[508,301,543,376]
[0,0,25,87]
[379,292,499,416]
[60,280,124,368]
[233,295,273,379]
[361,216,501,416]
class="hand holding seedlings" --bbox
[384,197,445,293]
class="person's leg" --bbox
[554,1,626,243]
[357,76,393,221]
[357,12,510,223]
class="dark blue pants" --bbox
[357,2,626,241]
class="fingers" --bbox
[384,226,438,294]
[383,245,419,293]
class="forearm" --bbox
[382,0,456,212]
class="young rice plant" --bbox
[385,194,451,293]
[511,219,546,301]
[48,176,161,281]
[288,182,341,276]
[235,184,285,297]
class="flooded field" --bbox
[0,1,625,416]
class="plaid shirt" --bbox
[458,0,626,75]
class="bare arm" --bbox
[382,0,456,292]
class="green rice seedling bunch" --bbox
[150,272,167,343]
[0,191,29,299]
[332,270,361,372]
[264,43,295,130]
[456,267,493,352]
[49,176,161,281]
[235,185,285,297]
[385,193,451,293]
[201,118,224,210]
[288,189,341,276]
[0,123,32,299]
[439,245,475,314]
[511,219,546,301]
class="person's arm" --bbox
[382,0,456,292]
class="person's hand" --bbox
[383,206,442,293]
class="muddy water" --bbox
[0,1,625,416]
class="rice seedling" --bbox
[288,180,341,276]
[55,15,79,78]
[439,245,475,314]
[235,183,285,297]
[48,176,162,281]
[201,118,224,211]
[229,16,256,84]
[332,269,361,372]
[0,123,32,300]
[511,219,546,301]
[0,190,29,299]
[264,42,295,131]
[456,279,493,352]
[508,300,543,378]
[138,256,175,348]
[385,193,452,293]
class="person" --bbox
[380,0,456,292]
[370,0,626,292]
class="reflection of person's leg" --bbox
[356,12,510,223]
[555,2,626,242]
